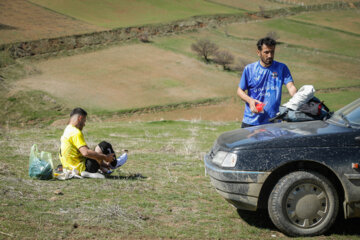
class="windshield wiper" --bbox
[340,113,352,128]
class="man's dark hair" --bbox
[70,107,87,117]
[257,37,276,50]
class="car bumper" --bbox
[204,153,270,211]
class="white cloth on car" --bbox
[283,85,315,110]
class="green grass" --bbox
[29,0,244,28]
[0,90,68,127]
[289,9,360,35]
[1,120,360,239]
[225,16,360,58]
[0,50,15,68]
[207,0,293,11]
[153,26,360,91]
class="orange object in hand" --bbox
[255,103,266,113]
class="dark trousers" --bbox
[85,140,116,173]
[85,158,100,173]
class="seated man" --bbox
[59,108,126,178]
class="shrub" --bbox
[191,39,218,63]
[214,50,234,70]
[139,33,151,43]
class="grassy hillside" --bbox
[207,0,293,11]
[208,0,359,10]
[1,8,359,126]
[1,120,360,239]
[224,10,360,58]
[289,9,360,34]
[153,25,360,90]
[28,0,245,28]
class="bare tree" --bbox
[191,39,219,63]
[266,31,280,41]
[214,50,234,70]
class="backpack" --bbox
[270,97,332,122]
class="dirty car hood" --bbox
[218,120,355,150]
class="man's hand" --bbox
[237,87,262,113]
[104,153,115,163]
[79,146,114,165]
[249,98,262,113]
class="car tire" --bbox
[268,171,339,237]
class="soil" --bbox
[0,0,106,44]
[112,100,245,122]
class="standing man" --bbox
[59,108,114,178]
[237,37,297,128]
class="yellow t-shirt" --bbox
[59,124,87,173]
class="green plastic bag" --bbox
[29,144,54,180]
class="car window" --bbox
[330,98,360,128]
[346,107,360,125]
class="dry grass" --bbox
[15,44,238,111]
[0,0,105,44]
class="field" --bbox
[1,1,360,239]
[28,0,244,28]
[224,9,360,58]
[1,120,360,239]
[207,0,293,11]
[289,9,360,34]
[15,44,238,111]
[0,0,106,45]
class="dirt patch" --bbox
[113,100,245,122]
[0,0,105,44]
[16,44,238,111]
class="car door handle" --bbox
[356,136,360,141]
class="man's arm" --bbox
[237,87,262,113]
[286,82,297,97]
[79,146,114,165]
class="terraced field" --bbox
[0,0,106,44]
[28,0,244,28]
[15,44,238,112]
[3,7,358,124]
[207,0,293,11]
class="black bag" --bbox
[270,97,332,122]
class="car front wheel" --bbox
[268,171,339,237]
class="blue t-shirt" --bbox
[239,60,293,125]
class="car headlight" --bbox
[212,151,237,167]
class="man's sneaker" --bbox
[110,152,128,169]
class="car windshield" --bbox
[329,98,360,128]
